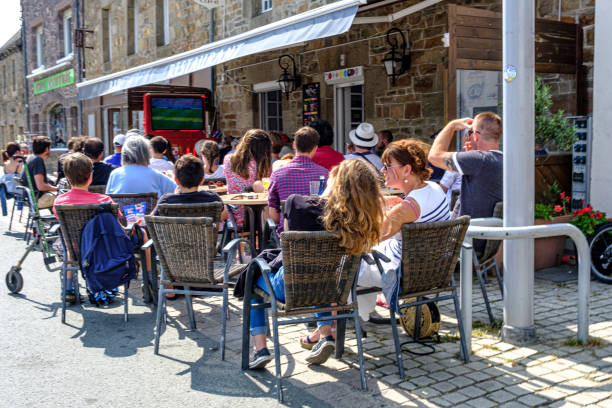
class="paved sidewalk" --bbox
[2,212,611,407]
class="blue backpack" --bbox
[80,206,137,294]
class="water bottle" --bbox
[318,175,326,195]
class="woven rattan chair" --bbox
[378,216,471,378]
[54,204,127,324]
[108,192,158,303]
[144,215,252,360]
[241,230,366,402]
[88,185,107,194]
[475,201,504,325]
[108,192,158,216]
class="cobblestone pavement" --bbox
[2,212,612,407]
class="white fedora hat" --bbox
[348,123,378,148]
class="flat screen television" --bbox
[149,96,205,131]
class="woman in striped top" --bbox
[357,139,450,319]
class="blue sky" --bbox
[0,0,21,47]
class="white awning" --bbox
[77,0,365,100]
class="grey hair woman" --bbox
[121,135,152,166]
[106,135,176,198]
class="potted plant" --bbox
[534,78,577,153]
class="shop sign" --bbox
[193,0,224,8]
[324,66,364,85]
[302,82,320,126]
[33,68,75,95]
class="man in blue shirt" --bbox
[104,134,125,167]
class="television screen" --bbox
[150,96,204,131]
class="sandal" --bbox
[300,334,319,350]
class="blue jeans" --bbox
[0,184,7,216]
[250,267,333,336]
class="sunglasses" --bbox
[381,163,403,172]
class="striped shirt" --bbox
[408,181,451,223]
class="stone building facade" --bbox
[0,31,26,148]
[22,0,79,147]
[77,0,595,149]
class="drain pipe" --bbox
[74,0,83,135]
[20,0,30,135]
[209,8,215,134]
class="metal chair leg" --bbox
[61,265,67,324]
[389,308,405,378]
[154,278,165,355]
[241,289,253,370]
[73,270,81,306]
[477,267,496,326]
[124,283,129,322]
[335,318,346,358]
[353,312,367,391]
[185,286,196,330]
[414,301,422,341]
[453,290,470,363]
[272,316,283,402]
[220,286,228,360]
[9,197,16,231]
[494,262,504,299]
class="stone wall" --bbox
[0,32,26,148]
[22,0,79,146]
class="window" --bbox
[156,0,169,46]
[62,9,73,57]
[102,8,111,62]
[259,90,283,131]
[34,25,43,68]
[87,114,96,137]
[261,0,272,13]
[127,0,138,55]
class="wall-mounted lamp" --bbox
[277,54,301,98]
[382,28,410,85]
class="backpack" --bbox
[80,205,137,294]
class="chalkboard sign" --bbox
[302,82,320,126]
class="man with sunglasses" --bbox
[428,112,503,253]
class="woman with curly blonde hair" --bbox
[248,159,384,369]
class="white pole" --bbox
[502,0,536,344]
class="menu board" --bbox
[302,82,320,126]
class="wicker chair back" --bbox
[400,216,470,294]
[145,216,217,284]
[108,192,158,215]
[54,204,120,263]
[156,202,223,220]
[279,230,361,312]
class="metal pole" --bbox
[20,0,30,135]
[502,0,536,344]
[74,0,83,135]
[209,8,215,133]
[460,237,473,354]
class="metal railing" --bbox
[460,218,590,353]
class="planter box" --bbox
[494,214,571,271]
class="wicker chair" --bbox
[54,204,127,324]
[144,215,252,360]
[108,192,158,216]
[241,231,366,402]
[475,201,504,325]
[108,192,158,302]
[88,185,107,194]
[387,217,470,377]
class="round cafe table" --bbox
[222,193,268,252]
[198,184,228,194]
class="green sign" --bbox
[33,68,75,95]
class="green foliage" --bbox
[534,78,577,150]
[535,203,554,221]
[535,182,571,220]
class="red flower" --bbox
[560,192,565,199]
[565,196,570,201]
[585,206,593,213]
[590,214,595,218]
[595,212,603,220]
[554,205,562,213]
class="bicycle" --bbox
[588,220,612,284]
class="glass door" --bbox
[334,84,364,153]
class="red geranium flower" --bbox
[554,205,562,213]
[560,192,565,199]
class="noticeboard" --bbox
[302,82,320,126]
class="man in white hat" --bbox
[103,133,126,167]
[344,122,383,172]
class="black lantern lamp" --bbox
[382,28,410,85]
[277,54,301,98]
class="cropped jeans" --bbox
[250,266,333,336]
[0,184,22,216]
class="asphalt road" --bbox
[0,213,334,408]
